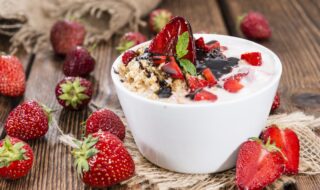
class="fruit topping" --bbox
[149,9,174,34]
[202,68,217,86]
[161,56,184,79]
[193,89,217,102]
[205,40,220,50]
[187,75,209,92]
[122,50,138,66]
[261,124,300,175]
[241,52,262,66]
[240,11,272,40]
[223,78,244,93]
[116,32,147,53]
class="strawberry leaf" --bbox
[179,59,196,76]
[176,31,189,59]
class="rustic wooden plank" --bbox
[220,0,320,189]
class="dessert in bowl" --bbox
[111,17,282,173]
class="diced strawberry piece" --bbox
[149,17,196,64]
[202,68,217,86]
[261,125,300,175]
[223,78,243,93]
[206,40,220,51]
[193,89,217,102]
[161,57,184,79]
[241,52,262,66]
[122,50,137,65]
[187,76,209,92]
[271,92,280,113]
[151,55,168,65]
[195,37,209,52]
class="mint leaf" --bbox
[179,59,196,76]
[176,31,189,59]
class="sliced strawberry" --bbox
[261,125,300,175]
[161,57,184,79]
[223,78,243,93]
[193,89,217,102]
[151,55,168,65]
[236,138,285,190]
[187,76,209,92]
[195,37,209,52]
[206,40,220,51]
[241,52,262,66]
[202,68,217,86]
[149,16,196,64]
[122,50,137,65]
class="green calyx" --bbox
[40,103,53,123]
[58,78,89,109]
[0,137,29,168]
[71,135,99,177]
[116,40,135,53]
[250,137,287,161]
[153,11,172,32]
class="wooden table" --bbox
[0,0,319,189]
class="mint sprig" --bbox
[175,31,196,76]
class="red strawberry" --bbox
[261,125,300,175]
[223,78,243,93]
[271,92,280,112]
[236,138,285,190]
[240,11,271,40]
[122,50,138,66]
[187,76,209,92]
[202,68,217,86]
[149,9,173,33]
[0,136,33,179]
[63,46,95,77]
[50,20,86,55]
[195,37,209,52]
[55,77,93,110]
[161,56,184,79]
[241,52,262,66]
[206,40,220,50]
[5,101,52,140]
[193,89,217,102]
[151,55,168,65]
[85,109,126,141]
[72,131,135,188]
[0,55,25,97]
[116,32,147,53]
[149,16,196,64]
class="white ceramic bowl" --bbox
[111,34,282,174]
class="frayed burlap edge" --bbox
[118,112,320,190]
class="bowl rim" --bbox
[111,34,282,108]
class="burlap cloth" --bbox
[0,0,160,53]
[107,111,320,190]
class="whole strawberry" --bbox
[0,54,25,97]
[116,32,147,53]
[236,138,285,190]
[240,11,271,40]
[50,20,86,55]
[5,101,52,140]
[261,125,300,175]
[85,109,125,140]
[55,77,93,110]
[0,136,34,179]
[271,92,280,113]
[72,131,135,188]
[63,46,95,77]
[149,9,173,33]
